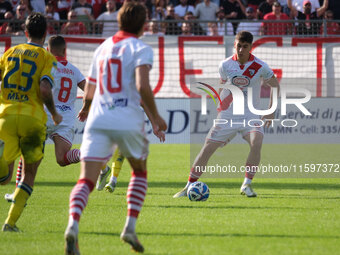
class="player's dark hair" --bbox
[118,2,146,35]
[235,31,253,44]
[25,12,47,39]
[48,35,66,51]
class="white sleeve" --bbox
[76,67,85,84]
[87,48,99,85]
[218,61,227,82]
[261,62,274,80]
[134,45,153,69]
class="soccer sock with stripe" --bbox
[111,149,125,178]
[16,157,23,187]
[243,164,258,185]
[186,167,204,188]
[124,171,147,232]
[64,149,80,165]
[5,183,32,227]
[67,178,94,230]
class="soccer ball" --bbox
[187,181,210,201]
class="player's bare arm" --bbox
[78,81,96,122]
[136,64,167,133]
[141,100,166,142]
[316,0,328,18]
[262,75,280,127]
[40,79,62,125]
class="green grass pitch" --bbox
[0,144,339,255]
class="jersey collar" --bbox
[55,56,68,66]
[112,31,137,44]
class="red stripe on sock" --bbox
[127,209,139,218]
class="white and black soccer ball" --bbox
[187,181,210,201]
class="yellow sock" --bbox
[5,183,32,227]
[111,150,125,178]
[0,157,9,182]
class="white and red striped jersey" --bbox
[86,31,153,130]
[46,57,85,126]
[218,53,273,118]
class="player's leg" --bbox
[240,131,264,197]
[52,135,77,166]
[4,157,23,203]
[65,160,102,255]
[173,140,221,198]
[96,163,111,191]
[64,128,113,254]
[121,156,146,253]
[105,148,125,193]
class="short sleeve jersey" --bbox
[0,42,57,123]
[46,57,85,125]
[218,53,274,118]
[86,31,153,131]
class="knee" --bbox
[250,141,262,152]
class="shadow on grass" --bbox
[82,230,340,240]
[30,181,340,191]
[143,205,328,210]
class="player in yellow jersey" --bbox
[0,13,62,232]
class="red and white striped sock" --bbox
[187,167,203,186]
[68,178,94,223]
[64,149,80,165]
[124,171,147,232]
[243,164,258,185]
[16,158,23,187]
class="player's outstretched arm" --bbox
[40,79,62,125]
[78,81,96,122]
[136,65,167,134]
[262,75,280,127]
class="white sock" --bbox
[185,181,193,189]
[110,176,117,183]
[243,178,252,186]
[124,216,137,233]
[67,216,79,233]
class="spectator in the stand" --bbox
[45,1,59,34]
[222,0,246,34]
[0,11,12,34]
[257,0,275,19]
[207,21,220,35]
[10,0,20,12]
[291,0,320,13]
[184,10,205,35]
[181,21,193,35]
[96,0,118,37]
[19,0,33,14]
[30,0,45,13]
[165,4,181,34]
[175,0,194,19]
[6,4,26,35]
[236,6,262,35]
[151,0,168,20]
[328,0,340,20]
[320,9,339,35]
[61,10,87,34]
[247,0,265,12]
[216,7,226,35]
[288,0,328,35]
[92,0,105,19]
[144,19,165,35]
[261,1,291,35]
[0,0,13,20]
[57,0,72,20]
[194,0,219,32]
[72,0,94,32]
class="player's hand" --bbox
[152,124,165,142]
[261,112,275,128]
[52,113,63,125]
[77,108,89,122]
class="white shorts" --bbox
[206,118,264,147]
[80,128,149,162]
[46,124,74,146]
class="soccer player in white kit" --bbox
[64,2,167,254]
[173,31,280,198]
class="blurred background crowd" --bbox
[0,0,339,36]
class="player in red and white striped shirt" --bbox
[64,2,167,254]
[173,31,280,198]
